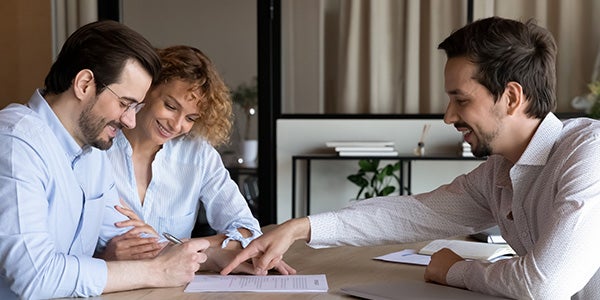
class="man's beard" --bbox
[78,101,121,150]
[470,126,499,158]
[472,139,492,158]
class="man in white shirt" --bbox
[221,17,600,299]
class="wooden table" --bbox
[91,239,430,299]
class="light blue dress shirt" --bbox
[106,130,261,247]
[0,90,129,299]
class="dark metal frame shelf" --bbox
[291,153,484,218]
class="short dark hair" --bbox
[44,20,161,95]
[438,16,557,118]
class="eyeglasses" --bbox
[100,83,145,114]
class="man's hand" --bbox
[152,238,211,286]
[201,247,297,275]
[104,238,211,293]
[220,217,310,275]
[99,232,164,260]
[424,248,464,285]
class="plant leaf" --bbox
[347,174,368,188]
[375,172,387,183]
[381,164,395,176]
[355,186,366,200]
[359,159,379,172]
[380,186,396,196]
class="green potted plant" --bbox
[347,159,401,200]
[587,80,600,119]
[231,77,258,166]
[231,77,258,140]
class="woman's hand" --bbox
[114,205,160,238]
[201,247,296,275]
[98,205,165,261]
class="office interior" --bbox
[2,0,599,225]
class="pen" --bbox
[162,232,183,245]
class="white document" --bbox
[374,249,431,266]
[184,274,328,293]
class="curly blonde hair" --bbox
[154,45,232,146]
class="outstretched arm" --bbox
[221,217,311,275]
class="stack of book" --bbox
[461,141,474,157]
[326,141,398,157]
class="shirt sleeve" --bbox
[307,189,489,248]
[199,146,262,248]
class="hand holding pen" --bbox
[152,232,209,285]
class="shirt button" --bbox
[521,231,528,238]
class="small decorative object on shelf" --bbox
[460,140,474,157]
[413,124,430,156]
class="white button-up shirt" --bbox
[309,113,600,299]
[106,130,261,247]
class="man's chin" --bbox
[472,146,491,158]
[91,137,114,150]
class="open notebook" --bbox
[418,239,515,262]
[341,279,507,300]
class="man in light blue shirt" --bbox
[0,20,210,299]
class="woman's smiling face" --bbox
[135,79,201,146]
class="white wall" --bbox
[276,119,483,223]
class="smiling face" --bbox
[443,56,507,158]
[134,79,201,146]
[77,60,152,150]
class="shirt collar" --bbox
[29,89,91,163]
[516,112,563,166]
[113,130,133,156]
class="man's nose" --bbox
[120,109,137,129]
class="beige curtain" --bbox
[52,0,98,59]
[325,0,466,114]
[324,0,599,114]
[480,0,600,112]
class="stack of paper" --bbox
[184,274,328,293]
[326,141,398,157]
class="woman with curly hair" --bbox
[99,45,293,274]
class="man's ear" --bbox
[504,81,524,116]
[73,69,95,100]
